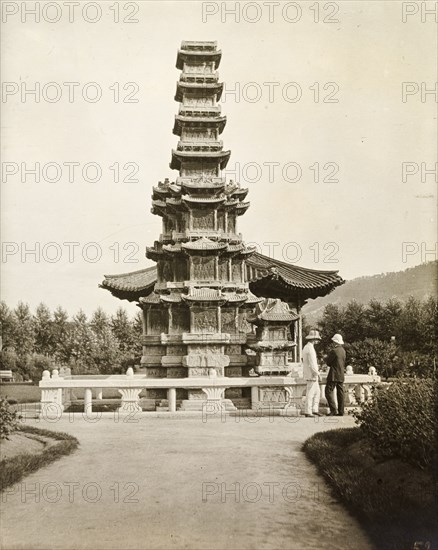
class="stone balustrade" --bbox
[39,367,381,419]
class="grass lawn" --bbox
[0,383,41,403]
[0,425,79,491]
[303,428,437,550]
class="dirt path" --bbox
[0,414,373,550]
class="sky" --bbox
[1,0,437,317]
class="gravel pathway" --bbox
[0,414,373,550]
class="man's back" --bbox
[326,346,346,382]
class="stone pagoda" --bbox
[140,41,265,408]
[101,41,345,411]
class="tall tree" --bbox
[318,303,345,349]
[342,300,366,343]
[12,302,35,357]
[90,308,121,374]
[0,301,17,351]
[33,303,53,356]
[111,308,135,354]
[68,310,97,374]
[382,298,403,340]
[90,307,110,337]
[132,310,144,357]
[419,295,437,355]
[52,306,71,363]
[364,299,387,340]
[396,296,424,352]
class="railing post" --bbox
[84,388,93,414]
[168,388,176,412]
[251,386,259,410]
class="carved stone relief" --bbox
[171,308,190,333]
[225,345,241,355]
[149,309,167,335]
[258,353,288,367]
[174,260,188,282]
[143,345,165,355]
[166,345,186,356]
[232,260,242,282]
[225,367,243,377]
[162,261,173,282]
[144,367,167,378]
[184,96,214,106]
[188,367,210,377]
[192,256,215,280]
[165,216,176,232]
[260,387,287,403]
[183,164,217,177]
[183,354,229,368]
[192,210,215,231]
[189,344,221,354]
[166,368,186,378]
[221,308,237,333]
[217,210,225,231]
[218,259,228,282]
[193,308,217,332]
[238,311,253,334]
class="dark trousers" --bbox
[325,382,344,415]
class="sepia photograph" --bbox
[0,1,437,549]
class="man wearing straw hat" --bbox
[325,333,346,416]
[302,329,323,417]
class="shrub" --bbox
[394,351,436,378]
[353,378,435,470]
[303,428,437,550]
[0,425,79,491]
[346,338,398,378]
[0,397,20,440]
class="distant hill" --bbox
[302,261,437,323]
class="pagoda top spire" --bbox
[171,40,229,175]
[176,41,222,70]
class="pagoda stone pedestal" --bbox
[247,298,298,376]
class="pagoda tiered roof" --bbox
[173,115,227,136]
[170,149,231,171]
[153,177,247,196]
[100,252,344,303]
[100,266,157,301]
[146,238,254,258]
[175,81,223,102]
[176,41,222,70]
[179,177,226,191]
[247,298,299,324]
[136,288,262,307]
[182,237,228,252]
[181,195,225,204]
[247,252,344,300]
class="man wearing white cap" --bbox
[302,329,322,417]
[325,333,346,416]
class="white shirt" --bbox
[302,342,319,381]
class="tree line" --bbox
[0,302,143,381]
[309,296,437,378]
[1,295,436,382]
